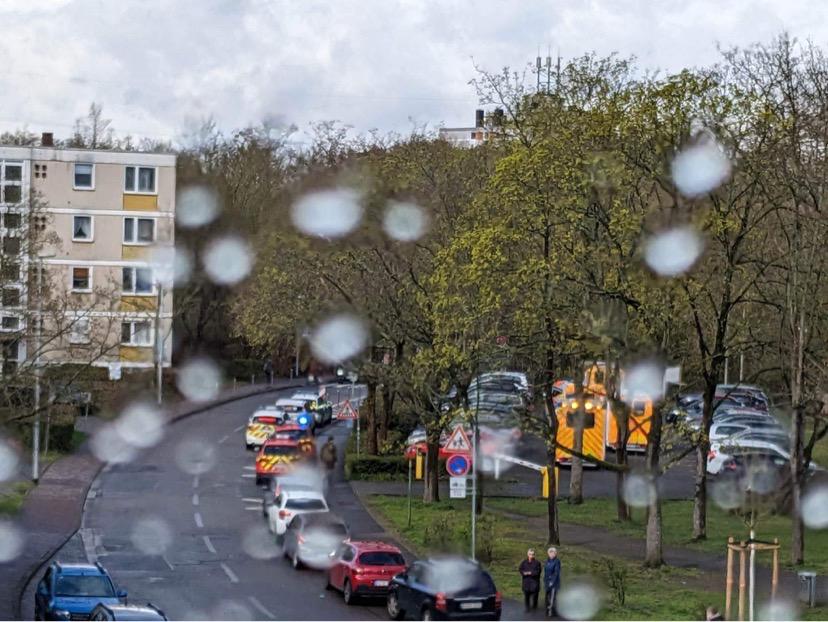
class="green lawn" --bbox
[0,480,34,514]
[485,497,828,575]
[365,494,722,620]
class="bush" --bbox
[225,358,266,380]
[345,454,409,480]
[48,422,76,453]
[424,514,458,552]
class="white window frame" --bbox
[69,317,91,344]
[123,217,156,245]
[73,163,95,191]
[124,165,158,195]
[121,320,153,347]
[122,266,155,296]
[70,266,93,293]
[0,161,23,206]
[72,215,94,243]
[0,315,20,332]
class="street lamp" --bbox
[32,251,55,483]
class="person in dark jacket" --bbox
[544,547,561,617]
[518,548,542,612]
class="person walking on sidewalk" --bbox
[544,546,561,617]
[518,548,542,612]
[320,436,337,485]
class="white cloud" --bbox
[0,0,826,143]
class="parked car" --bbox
[266,489,329,537]
[35,562,126,621]
[282,512,349,569]
[89,603,167,621]
[386,557,501,621]
[327,540,406,604]
[709,420,784,445]
[708,438,791,474]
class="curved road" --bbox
[23,384,396,621]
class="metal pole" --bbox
[407,458,413,528]
[155,283,163,405]
[32,259,43,483]
[471,417,477,560]
[749,527,756,621]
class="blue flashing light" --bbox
[298,414,310,427]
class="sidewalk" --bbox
[0,378,304,620]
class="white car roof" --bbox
[292,392,322,400]
[713,438,790,457]
[275,398,306,407]
[282,489,326,501]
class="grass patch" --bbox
[365,494,722,620]
[486,497,828,575]
[0,480,34,514]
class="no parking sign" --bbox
[446,453,470,477]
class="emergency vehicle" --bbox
[245,407,283,450]
[584,362,653,453]
[254,427,316,485]
[273,398,308,424]
[554,381,607,465]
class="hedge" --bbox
[345,454,410,480]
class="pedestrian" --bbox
[544,546,561,617]
[518,548,541,612]
[263,359,273,385]
[705,606,723,621]
[320,436,337,484]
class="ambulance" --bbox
[554,381,607,466]
[584,362,653,453]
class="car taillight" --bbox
[279,510,291,519]
[495,591,502,608]
[435,592,447,612]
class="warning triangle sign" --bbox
[444,424,471,453]
[338,400,358,420]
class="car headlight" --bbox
[53,610,71,621]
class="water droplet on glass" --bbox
[0,520,24,562]
[241,525,280,560]
[309,314,368,364]
[622,474,657,508]
[758,599,798,621]
[383,201,428,242]
[90,424,138,465]
[644,227,704,277]
[711,478,746,511]
[743,461,779,496]
[0,440,19,482]
[802,486,828,529]
[426,557,481,594]
[671,138,731,198]
[115,403,165,449]
[177,185,220,229]
[150,246,193,287]
[174,438,217,475]
[477,427,519,476]
[202,236,253,286]
[130,517,173,555]
[291,189,362,238]
[176,358,222,402]
[212,600,252,621]
[622,361,665,402]
[556,581,602,620]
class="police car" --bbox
[291,390,333,427]
[245,406,283,450]
[274,398,308,424]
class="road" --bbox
[22,385,537,621]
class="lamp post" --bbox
[155,281,164,405]
[32,251,54,483]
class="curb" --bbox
[12,380,304,620]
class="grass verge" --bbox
[0,480,34,514]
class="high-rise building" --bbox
[0,136,175,376]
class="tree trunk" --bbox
[365,381,379,455]
[544,390,560,545]
[423,434,440,503]
[790,308,806,565]
[569,379,585,505]
[644,396,664,567]
[379,385,394,448]
[692,378,717,540]
[613,398,630,522]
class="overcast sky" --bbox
[2,0,827,145]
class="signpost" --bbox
[339,400,360,459]
[450,476,467,499]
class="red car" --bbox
[326,541,407,604]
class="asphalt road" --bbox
[23,384,397,621]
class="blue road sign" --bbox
[446,453,470,477]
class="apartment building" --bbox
[438,109,494,147]
[0,135,175,375]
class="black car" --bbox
[387,557,501,621]
[283,512,349,570]
[89,603,167,621]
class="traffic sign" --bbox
[449,476,467,499]
[446,453,470,477]
[444,424,472,453]
[338,400,358,420]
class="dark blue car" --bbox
[35,562,126,621]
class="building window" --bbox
[0,316,19,331]
[1,162,22,206]
[124,166,156,193]
[4,213,20,230]
[1,288,19,307]
[72,215,93,242]
[121,320,152,346]
[73,163,94,190]
[71,267,91,292]
[33,164,47,179]
[1,263,19,281]
[123,217,155,244]
[2,237,20,255]
[69,317,91,344]
[122,267,153,294]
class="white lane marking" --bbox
[218,434,229,444]
[243,466,256,471]
[194,512,204,528]
[241,497,263,504]
[241,473,256,478]
[192,493,199,506]
[162,555,174,571]
[244,507,261,512]
[192,475,199,489]
[220,562,239,584]
[202,535,217,554]
[234,425,244,432]
[248,596,276,620]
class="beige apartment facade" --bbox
[0,140,175,374]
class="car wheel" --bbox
[246,443,253,451]
[343,579,355,605]
[255,476,263,486]
[386,592,404,620]
[421,606,433,621]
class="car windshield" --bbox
[286,498,326,510]
[359,551,405,566]
[264,445,300,456]
[55,575,115,597]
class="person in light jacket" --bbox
[518,549,542,612]
[544,546,561,617]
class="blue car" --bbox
[35,562,127,621]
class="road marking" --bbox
[192,493,199,506]
[243,466,256,471]
[202,535,217,554]
[192,475,199,489]
[218,434,229,444]
[241,497,262,504]
[244,507,261,512]
[194,512,204,528]
[241,473,256,478]
[162,555,174,571]
[220,562,239,584]
[248,596,276,620]
[234,425,244,432]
